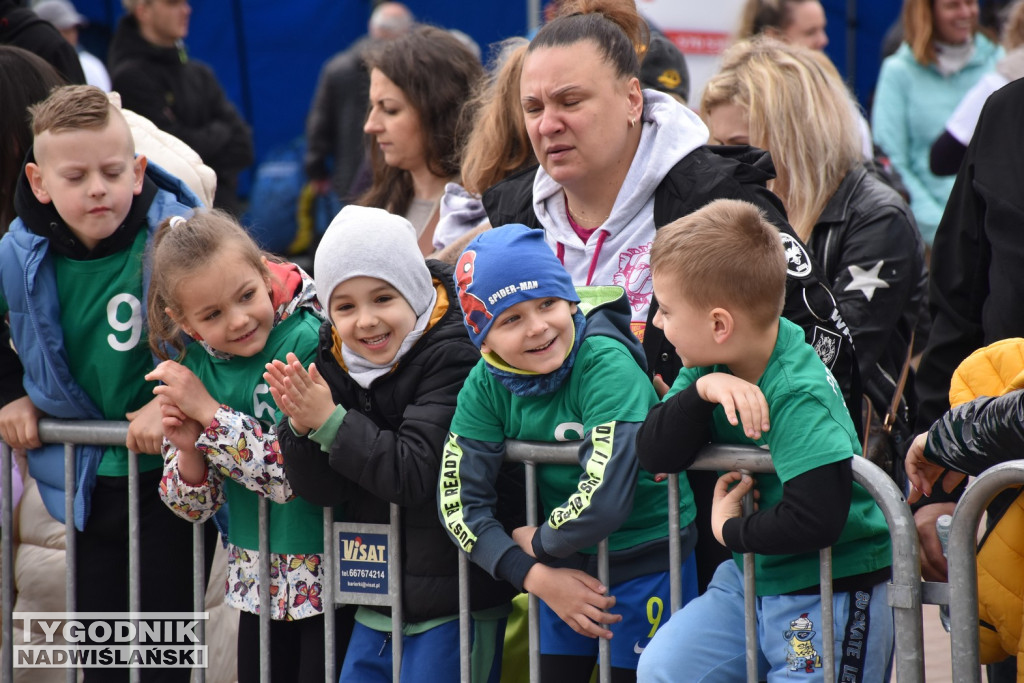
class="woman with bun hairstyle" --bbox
[482,0,861,609]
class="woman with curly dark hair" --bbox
[356,25,483,256]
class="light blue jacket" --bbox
[872,36,1001,243]
[0,162,200,530]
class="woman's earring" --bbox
[630,117,636,128]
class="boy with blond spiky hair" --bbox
[0,84,205,682]
[635,198,894,683]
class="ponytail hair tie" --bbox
[168,216,187,228]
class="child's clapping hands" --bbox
[264,352,335,434]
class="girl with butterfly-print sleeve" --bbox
[147,211,351,683]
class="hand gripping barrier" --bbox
[453,442,926,683]
[4,424,929,683]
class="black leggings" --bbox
[236,606,355,683]
[75,469,218,682]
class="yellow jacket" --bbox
[948,338,1024,670]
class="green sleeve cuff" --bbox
[307,405,347,452]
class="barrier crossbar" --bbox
[1,421,944,683]
[493,441,926,683]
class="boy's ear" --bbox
[480,340,492,355]
[568,301,578,315]
[25,163,52,204]
[132,154,148,196]
[709,307,734,344]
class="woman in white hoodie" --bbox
[481,0,861,605]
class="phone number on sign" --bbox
[341,568,385,579]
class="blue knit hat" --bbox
[454,224,579,348]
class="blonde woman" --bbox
[872,0,1000,243]
[702,37,928,480]
[736,0,876,159]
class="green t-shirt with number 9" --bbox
[0,230,163,474]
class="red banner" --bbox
[664,30,732,56]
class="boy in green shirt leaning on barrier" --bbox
[635,199,893,683]
[439,223,698,682]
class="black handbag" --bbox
[861,333,915,487]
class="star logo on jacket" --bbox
[845,261,889,302]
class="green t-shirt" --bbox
[451,334,694,553]
[0,229,163,474]
[667,318,892,595]
[182,308,325,554]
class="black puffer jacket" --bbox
[278,261,520,622]
[107,14,253,213]
[808,164,928,439]
[922,390,1024,476]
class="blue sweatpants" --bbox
[539,554,699,671]
[338,616,505,683]
[636,560,893,683]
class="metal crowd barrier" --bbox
[945,461,1024,683]
[478,442,926,683]
[688,445,925,683]
[1,421,193,683]
[0,421,970,683]
[0,420,404,683]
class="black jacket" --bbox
[923,390,1024,477]
[277,261,519,622]
[107,15,253,213]
[0,0,84,84]
[808,164,927,434]
[915,78,1024,431]
[304,36,372,200]
[483,146,861,417]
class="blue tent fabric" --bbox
[72,0,528,199]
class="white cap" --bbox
[33,0,87,30]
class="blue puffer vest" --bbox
[0,162,201,530]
